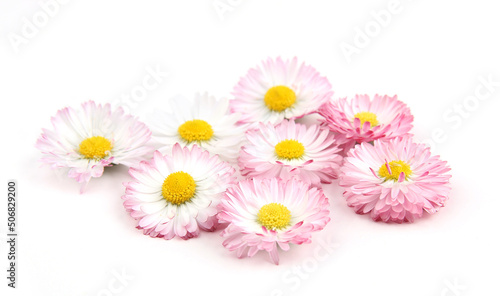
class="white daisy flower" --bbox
[150,93,245,163]
[123,144,236,240]
[36,101,153,192]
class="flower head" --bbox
[339,137,451,223]
[218,178,330,265]
[123,144,236,240]
[230,57,333,126]
[36,101,153,192]
[150,93,245,162]
[239,120,342,186]
[318,94,413,153]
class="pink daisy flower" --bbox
[339,137,452,223]
[230,57,333,126]
[238,120,342,186]
[36,101,153,192]
[122,144,236,240]
[218,178,330,265]
[318,94,413,153]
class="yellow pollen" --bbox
[264,85,296,112]
[161,171,196,205]
[275,139,305,160]
[257,203,291,230]
[178,119,214,143]
[78,136,112,159]
[354,111,379,128]
[378,160,412,182]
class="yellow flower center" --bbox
[354,111,379,127]
[275,139,305,160]
[178,119,214,143]
[264,85,296,112]
[161,171,196,205]
[257,203,291,230]
[78,136,112,159]
[378,160,412,182]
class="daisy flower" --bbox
[36,101,153,192]
[122,144,236,240]
[318,94,413,153]
[150,93,245,162]
[230,57,333,126]
[239,120,342,186]
[339,137,451,223]
[218,178,330,265]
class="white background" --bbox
[1,0,499,295]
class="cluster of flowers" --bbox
[36,57,451,265]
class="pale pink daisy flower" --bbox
[218,178,330,265]
[318,94,413,153]
[36,101,153,192]
[230,57,333,126]
[340,137,451,223]
[238,120,342,186]
[122,144,236,240]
